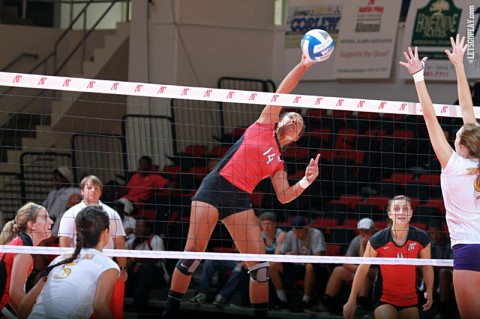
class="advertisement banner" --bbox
[400,0,479,80]
[284,0,343,80]
[332,0,402,79]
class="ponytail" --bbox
[38,205,109,280]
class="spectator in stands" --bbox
[306,217,376,316]
[118,155,168,214]
[270,216,326,310]
[58,175,127,319]
[126,219,169,312]
[259,212,286,255]
[111,201,136,241]
[42,166,81,236]
[19,205,119,319]
[189,256,244,308]
[0,202,53,317]
[343,195,433,319]
[426,219,455,319]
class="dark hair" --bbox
[259,212,276,223]
[139,155,153,166]
[40,206,109,278]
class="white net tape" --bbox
[0,245,453,266]
[1,71,479,118]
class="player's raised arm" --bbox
[445,34,476,125]
[258,55,315,125]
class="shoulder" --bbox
[408,226,431,246]
[309,227,323,236]
[369,228,390,248]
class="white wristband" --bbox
[412,71,424,83]
[412,60,426,83]
[298,176,311,189]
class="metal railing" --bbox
[0,0,130,131]
[1,53,38,72]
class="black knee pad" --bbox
[248,261,270,283]
[176,258,201,276]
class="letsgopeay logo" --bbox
[412,0,462,46]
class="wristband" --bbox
[120,266,127,270]
[412,60,426,83]
[298,176,311,189]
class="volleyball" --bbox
[300,29,334,62]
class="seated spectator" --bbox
[126,219,169,311]
[42,166,81,236]
[189,243,243,308]
[306,218,376,315]
[118,156,168,215]
[111,201,136,241]
[269,216,327,311]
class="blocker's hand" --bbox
[399,46,427,76]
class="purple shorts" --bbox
[452,244,480,271]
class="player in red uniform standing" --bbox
[343,195,434,319]
[162,54,320,319]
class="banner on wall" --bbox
[332,0,402,79]
[400,0,480,81]
[284,0,343,81]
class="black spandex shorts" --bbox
[375,301,418,312]
[192,171,252,219]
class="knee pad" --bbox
[248,261,270,283]
[176,258,201,276]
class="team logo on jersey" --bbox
[408,243,416,251]
[474,175,480,197]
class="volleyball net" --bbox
[0,71,466,267]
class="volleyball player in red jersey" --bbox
[162,54,320,319]
[343,195,434,319]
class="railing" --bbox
[1,53,38,72]
[0,0,130,131]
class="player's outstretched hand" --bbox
[445,34,467,67]
[399,47,427,76]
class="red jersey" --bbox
[0,233,33,309]
[369,226,430,307]
[218,122,285,194]
[124,172,168,203]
